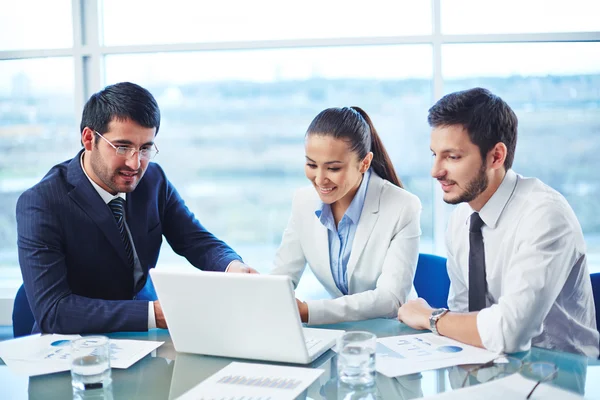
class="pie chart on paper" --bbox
[436,345,463,353]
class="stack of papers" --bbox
[0,334,163,376]
[376,333,498,377]
[177,362,324,400]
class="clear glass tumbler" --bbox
[337,331,377,387]
[71,336,112,392]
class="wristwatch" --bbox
[429,308,449,335]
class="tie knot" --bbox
[109,197,126,219]
[469,212,484,233]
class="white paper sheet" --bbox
[0,334,163,376]
[376,333,498,377]
[177,362,324,400]
[422,373,584,400]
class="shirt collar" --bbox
[315,169,371,225]
[80,152,126,205]
[466,169,518,229]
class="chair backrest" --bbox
[137,275,158,301]
[12,284,35,338]
[413,253,451,309]
[591,273,600,333]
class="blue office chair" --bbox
[136,275,158,301]
[413,253,451,309]
[591,273,600,334]
[12,284,35,338]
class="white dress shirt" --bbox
[80,154,156,329]
[446,169,599,357]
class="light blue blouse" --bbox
[314,169,371,295]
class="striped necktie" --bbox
[108,197,134,269]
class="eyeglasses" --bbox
[461,356,558,399]
[94,131,159,160]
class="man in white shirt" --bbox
[397,87,599,357]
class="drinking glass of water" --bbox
[71,336,112,392]
[337,331,377,387]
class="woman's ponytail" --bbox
[350,106,403,188]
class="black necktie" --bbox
[109,197,134,269]
[468,212,487,312]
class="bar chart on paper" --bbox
[177,362,324,400]
[217,374,302,390]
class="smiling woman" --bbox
[271,106,422,325]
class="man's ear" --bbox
[81,127,95,151]
[489,142,507,170]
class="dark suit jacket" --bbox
[16,150,241,334]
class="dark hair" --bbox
[427,87,518,169]
[80,82,161,144]
[306,106,402,187]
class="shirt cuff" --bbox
[148,301,156,330]
[225,259,243,272]
[476,304,528,354]
[476,308,495,350]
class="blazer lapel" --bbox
[314,219,342,295]
[346,173,383,285]
[66,152,130,267]
[308,196,342,297]
[127,189,148,268]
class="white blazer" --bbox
[271,172,421,325]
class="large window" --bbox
[1,1,599,303]
[0,57,76,287]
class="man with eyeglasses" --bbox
[397,88,599,358]
[16,82,256,334]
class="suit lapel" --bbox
[127,188,148,269]
[313,218,341,295]
[66,152,130,267]
[306,194,342,297]
[346,173,383,285]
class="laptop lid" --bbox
[150,269,314,364]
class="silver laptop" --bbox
[150,269,344,364]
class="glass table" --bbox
[1,319,599,399]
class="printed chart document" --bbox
[376,333,497,377]
[177,362,324,400]
[0,334,163,376]
[422,373,584,400]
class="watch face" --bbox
[430,308,447,334]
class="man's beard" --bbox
[444,162,488,205]
[90,150,139,194]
